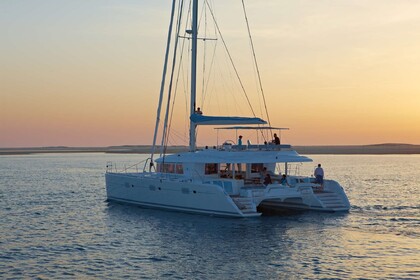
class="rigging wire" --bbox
[161,0,272,151]
[241,0,272,135]
[184,2,192,145]
[201,0,218,109]
[160,0,185,157]
[204,0,257,117]
[200,1,207,108]
[164,0,193,153]
[150,0,178,169]
[169,4,191,150]
[202,36,218,106]
[163,0,190,155]
[166,127,189,146]
[167,0,192,150]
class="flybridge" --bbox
[156,149,312,164]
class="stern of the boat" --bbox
[257,180,350,213]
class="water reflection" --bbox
[104,203,357,278]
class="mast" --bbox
[150,0,177,167]
[189,0,199,151]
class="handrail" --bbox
[115,159,148,173]
[106,162,116,173]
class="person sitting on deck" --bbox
[273,133,280,145]
[280,174,288,185]
[195,107,203,114]
[263,173,272,186]
[260,167,268,178]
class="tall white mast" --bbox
[189,0,199,151]
[150,0,177,166]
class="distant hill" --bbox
[0,145,189,155]
[1,143,419,155]
[294,143,420,154]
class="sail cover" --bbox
[190,114,267,125]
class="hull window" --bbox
[205,163,218,175]
[176,164,184,174]
[156,163,183,174]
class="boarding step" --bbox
[315,192,348,209]
[232,197,257,213]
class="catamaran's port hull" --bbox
[105,173,260,218]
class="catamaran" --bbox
[105,0,350,217]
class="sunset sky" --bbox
[1,0,420,147]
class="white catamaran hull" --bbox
[106,172,350,217]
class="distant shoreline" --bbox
[1,144,420,155]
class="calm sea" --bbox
[0,153,419,279]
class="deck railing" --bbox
[106,159,149,173]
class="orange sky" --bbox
[1,0,420,147]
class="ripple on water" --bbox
[1,154,420,279]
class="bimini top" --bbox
[156,149,312,164]
[190,115,266,125]
[214,126,289,130]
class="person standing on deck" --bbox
[263,173,272,186]
[314,164,324,184]
[238,135,243,146]
[273,133,280,145]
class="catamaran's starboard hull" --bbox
[258,200,347,213]
[105,173,261,218]
[259,180,350,213]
